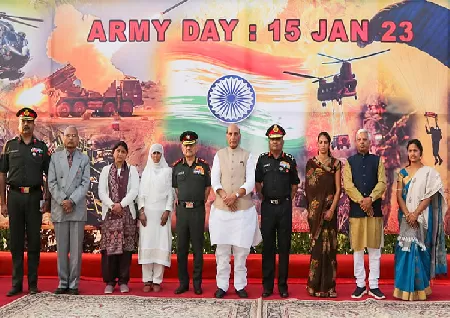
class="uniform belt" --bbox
[179,200,205,209]
[265,196,290,205]
[8,184,41,194]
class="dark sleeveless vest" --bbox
[347,153,382,218]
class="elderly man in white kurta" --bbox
[210,124,262,299]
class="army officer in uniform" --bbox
[255,124,300,298]
[172,131,211,295]
[0,107,51,296]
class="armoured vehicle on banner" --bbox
[331,134,350,150]
[44,64,143,117]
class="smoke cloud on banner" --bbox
[47,5,124,93]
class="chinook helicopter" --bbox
[284,49,390,107]
[0,12,44,80]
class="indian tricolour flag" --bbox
[162,42,309,156]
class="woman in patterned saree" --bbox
[394,139,447,300]
[305,132,341,297]
[98,141,139,294]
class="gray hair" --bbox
[63,125,79,135]
[356,128,370,139]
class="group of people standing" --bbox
[305,129,447,301]
[1,107,447,302]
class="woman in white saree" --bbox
[394,139,447,301]
[138,144,174,292]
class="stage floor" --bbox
[1,277,450,307]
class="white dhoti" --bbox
[209,204,262,291]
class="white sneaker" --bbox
[104,285,114,294]
[120,284,129,293]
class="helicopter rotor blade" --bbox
[3,16,38,28]
[321,61,342,65]
[346,49,391,62]
[318,52,344,63]
[312,73,335,83]
[3,14,44,22]
[283,71,319,79]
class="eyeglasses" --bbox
[65,134,78,138]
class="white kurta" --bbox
[209,152,262,248]
[138,167,174,267]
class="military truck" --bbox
[44,64,143,117]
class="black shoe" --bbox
[174,285,189,294]
[368,288,386,300]
[215,288,226,298]
[235,288,248,298]
[67,288,79,295]
[439,158,443,166]
[279,290,289,298]
[29,287,40,295]
[6,287,22,297]
[351,286,367,299]
[262,289,273,298]
[194,287,203,295]
[54,288,69,294]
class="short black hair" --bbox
[112,140,128,153]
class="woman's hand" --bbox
[139,208,147,227]
[160,210,170,226]
[406,211,418,228]
[111,203,123,216]
[323,210,333,221]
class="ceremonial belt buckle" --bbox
[185,201,194,209]
[270,199,280,205]
[20,187,30,194]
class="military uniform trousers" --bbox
[176,205,205,289]
[7,189,42,289]
[261,198,292,292]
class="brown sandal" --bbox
[328,289,338,298]
[143,282,153,292]
[152,284,161,292]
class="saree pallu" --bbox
[394,166,447,301]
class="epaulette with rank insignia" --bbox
[172,158,183,167]
[196,157,209,165]
[259,152,269,158]
[285,153,295,160]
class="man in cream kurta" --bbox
[209,124,262,298]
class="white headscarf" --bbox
[139,144,171,203]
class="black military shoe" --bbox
[262,289,273,298]
[194,287,203,295]
[6,287,22,297]
[174,285,189,294]
[214,288,226,298]
[235,288,248,298]
[67,288,79,295]
[29,287,40,295]
[279,290,289,298]
[54,288,69,294]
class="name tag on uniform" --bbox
[177,171,185,176]
[193,165,204,175]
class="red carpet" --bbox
[1,252,449,307]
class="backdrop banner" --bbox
[0,0,448,235]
